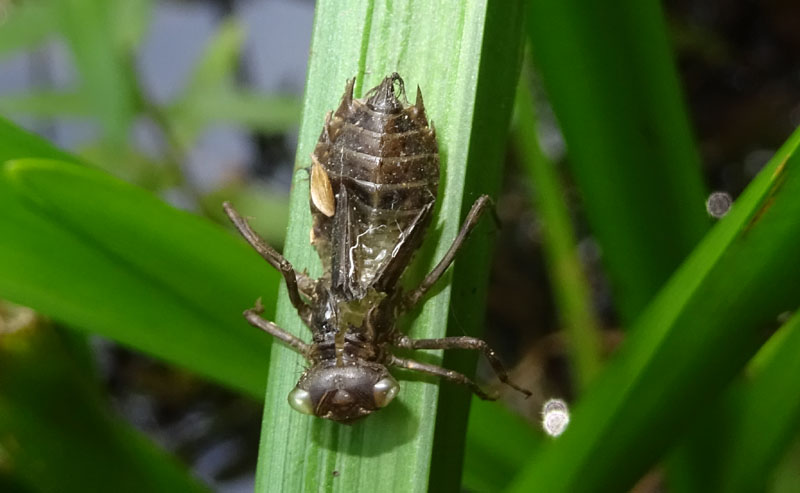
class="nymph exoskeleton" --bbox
[224,73,530,423]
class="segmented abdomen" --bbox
[310,74,439,298]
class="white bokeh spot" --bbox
[542,398,570,437]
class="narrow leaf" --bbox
[111,0,155,51]
[513,73,603,391]
[0,116,81,164]
[55,0,135,146]
[0,322,210,493]
[527,0,710,322]
[0,1,58,58]
[0,157,278,396]
[508,126,800,492]
[181,91,301,134]
[179,19,244,99]
[255,1,525,492]
[0,91,89,117]
[671,311,800,492]
[462,398,540,491]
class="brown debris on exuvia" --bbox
[309,154,335,217]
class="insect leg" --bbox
[402,194,494,311]
[223,201,313,323]
[388,355,496,401]
[395,335,532,397]
[244,299,309,356]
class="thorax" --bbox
[308,285,394,365]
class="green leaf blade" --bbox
[0,116,82,164]
[513,75,603,391]
[462,398,541,492]
[56,0,136,146]
[527,0,710,323]
[508,126,800,492]
[0,91,90,117]
[255,1,524,492]
[0,324,210,493]
[671,279,800,492]
[0,1,58,59]
[0,156,279,396]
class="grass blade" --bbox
[0,116,265,492]
[171,91,301,142]
[670,311,800,492]
[56,0,135,146]
[0,158,277,396]
[513,73,603,391]
[508,126,800,492]
[527,0,710,322]
[462,398,540,491]
[0,116,81,164]
[0,322,210,493]
[0,91,90,117]
[0,1,57,58]
[0,119,280,395]
[255,1,524,491]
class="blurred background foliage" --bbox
[1,0,800,492]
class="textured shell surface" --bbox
[310,73,439,300]
[225,74,528,422]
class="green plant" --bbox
[2,1,800,492]
[254,1,526,491]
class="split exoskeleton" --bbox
[224,73,530,423]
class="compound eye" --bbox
[373,376,400,408]
[288,387,314,415]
